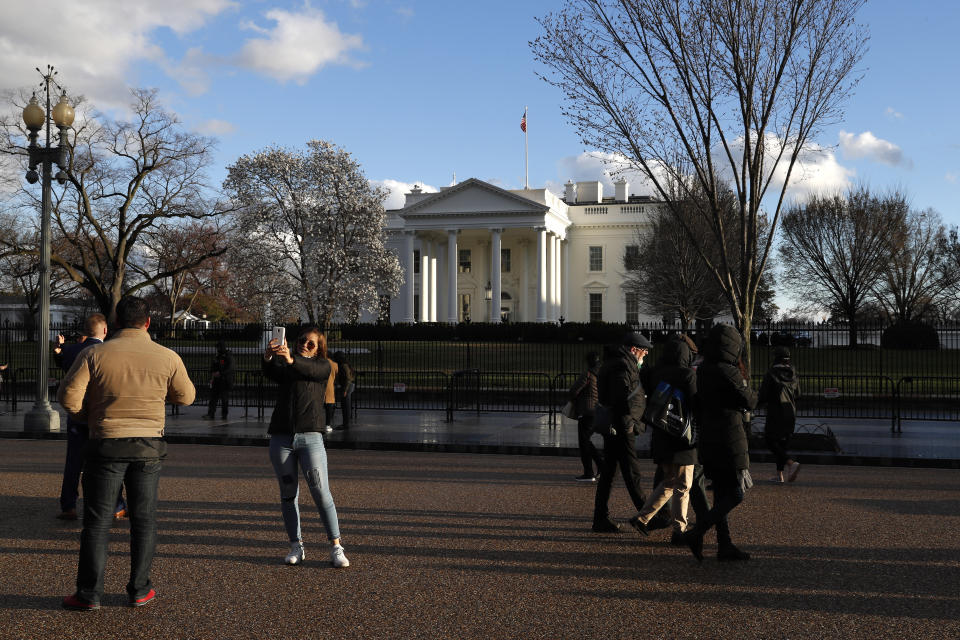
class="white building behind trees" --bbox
[381,178,663,325]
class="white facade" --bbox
[381,178,663,324]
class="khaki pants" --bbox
[638,463,694,532]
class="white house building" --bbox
[382,178,662,324]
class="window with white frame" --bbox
[458,249,471,273]
[501,248,511,273]
[588,246,603,272]
[413,249,421,274]
[589,293,603,322]
[625,291,639,325]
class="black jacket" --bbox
[758,362,800,438]
[696,325,757,471]
[262,355,332,435]
[598,345,646,436]
[646,338,698,466]
[210,350,235,389]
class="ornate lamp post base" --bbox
[24,403,61,432]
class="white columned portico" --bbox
[547,232,556,321]
[402,231,415,323]
[535,227,547,322]
[490,228,502,323]
[552,234,561,321]
[519,239,530,322]
[561,239,570,320]
[429,240,438,322]
[419,241,430,322]
[446,229,458,323]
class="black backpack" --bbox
[642,381,693,444]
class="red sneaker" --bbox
[62,594,99,611]
[129,589,156,607]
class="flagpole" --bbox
[524,106,529,189]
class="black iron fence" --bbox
[3,321,958,426]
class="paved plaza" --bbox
[2,430,960,639]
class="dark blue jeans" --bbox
[59,421,126,514]
[76,454,161,604]
[694,466,744,548]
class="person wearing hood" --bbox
[204,340,234,420]
[758,346,801,483]
[591,332,651,533]
[628,335,698,540]
[569,352,603,481]
[679,323,757,563]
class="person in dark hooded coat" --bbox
[679,324,757,562]
[628,336,698,538]
[758,346,801,483]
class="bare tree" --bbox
[779,187,908,346]
[873,207,957,324]
[0,88,231,321]
[224,140,403,327]
[533,0,867,369]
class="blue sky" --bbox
[1,0,957,223]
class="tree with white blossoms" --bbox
[224,140,402,327]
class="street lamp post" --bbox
[21,65,74,433]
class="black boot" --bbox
[717,543,751,562]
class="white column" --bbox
[419,241,429,322]
[520,239,530,322]
[536,227,547,322]
[447,229,458,323]
[547,232,556,321]
[490,228,502,323]
[553,234,562,321]
[561,238,570,321]
[429,241,438,322]
[402,231,415,323]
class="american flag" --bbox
[520,111,527,132]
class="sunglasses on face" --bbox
[297,337,318,349]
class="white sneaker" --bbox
[285,542,305,565]
[787,461,801,482]
[330,544,350,568]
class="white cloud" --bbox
[236,7,365,84]
[946,172,958,184]
[396,7,415,19]
[0,0,235,110]
[548,152,662,198]
[195,119,236,135]
[374,179,439,210]
[838,130,910,167]
[885,106,904,119]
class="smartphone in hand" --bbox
[272,326,286,346]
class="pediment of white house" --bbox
[401,178,549,219]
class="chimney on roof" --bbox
[576,181,602,203]
[564,180,576,202]
[614,178,629,202]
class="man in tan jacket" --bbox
[58,296,195,611]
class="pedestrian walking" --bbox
[592,333,651,533]
[679,324,757,563]
[53,314,127,522]
[331,351,355,430]
[262,326,349,568]
[628,336,698,542]
[58,296,195,610]
[203,340,235,420]
[758,346,801,483]
[569,352,602,482]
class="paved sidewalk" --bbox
[0,401,958,467]
[1,441,958,639]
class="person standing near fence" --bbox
[262,325,349,568]
[592,333,651,533]
[59,296,195,610]
[569,352,602,482]
[332,351,355,431]
[54,314,126,522]
[323,341,338,434]
[679,324,757,563]
[758,346,801,483]
[203,341,234,421]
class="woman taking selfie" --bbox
[262,325,349,568]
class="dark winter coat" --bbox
[645,337,698,466]
[758,362,800,438]
[696,325,757,471]
[210,350,235,389]
[262,354,332,435]
[597,345,646,436]
[569,366,600,418]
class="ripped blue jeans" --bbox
[269,433,341,542]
